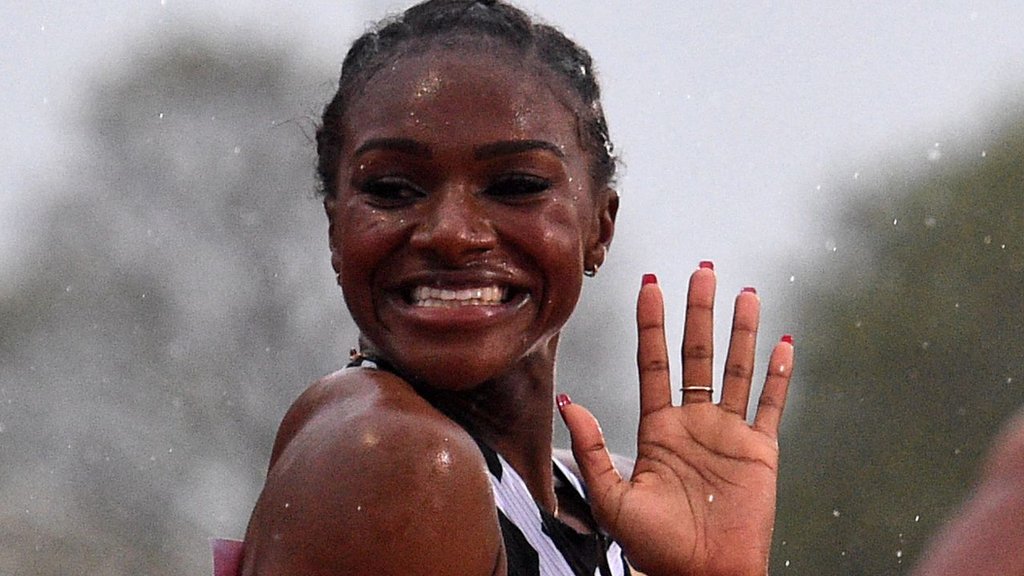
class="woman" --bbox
[229,1,794,574]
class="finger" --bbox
[753,335,795,437]
[557,395,627,519]
[719,287,761,418]
[638,274,671,416]
[681,262,716,404]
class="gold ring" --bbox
[680,386,714,393]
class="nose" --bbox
[409,189,497,264]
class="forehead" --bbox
[341,45,581,153]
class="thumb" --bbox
[557,394,626,517]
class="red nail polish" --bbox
[742,286,757,294]
[781,334,794,345]
[642,273,658,286]
[699,260,715,270]
[556,393,572,409]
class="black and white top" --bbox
[476,438,631,576]
[351,357,631,576]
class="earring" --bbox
[584,264,599,278]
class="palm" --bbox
[562,268,793,576]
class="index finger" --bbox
[637,274,671,416]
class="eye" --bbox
[484,174,551,202]
[359,177,425,207]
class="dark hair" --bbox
[315,0,617,197]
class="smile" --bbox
[410,285,509,308]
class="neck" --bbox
[408,336,561,514]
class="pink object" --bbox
[211,538,245,576]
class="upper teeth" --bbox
[411,286,507,307]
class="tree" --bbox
[773,103,1024,574]
[0,32,355,575]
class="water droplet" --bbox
[915,515,921,522]
[158,112,164,119]
[789,275,796,283]
[707,494,715,503]
[853,171,860,179]
[981,150,987,157]
[896,550,903,559]
[832,509,841,518]
[785,560,791,567]
[893,218,899,225]
[283,502,290,509]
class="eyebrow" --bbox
[352,138,565,160]
[354,138,432,158]
[474,140,565,160]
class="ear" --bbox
[324,196,343,283]
[584,187,619,273]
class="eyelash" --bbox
[358,174,552,207]
[359,177,424,207]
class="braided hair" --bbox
[315,0,617,197]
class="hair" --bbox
[315,0,617,197]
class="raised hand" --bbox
[559,265,794,576]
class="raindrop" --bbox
[707,494,715,503]
[983,235,992,245]
[832,509,841,518]
[853,171,860,180]
[854,320,863,328]
[981,150,987,157]
[1008,378,1014,384]
[915,515,921,522]
[785,560,791,567]
[789,275,795,283]
[824,238,838,252]
[896,550,903,559]
[893,218,899,225]
[233,146,241,154]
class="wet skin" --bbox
[326,47,616,393]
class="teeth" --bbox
[411,285,508,307]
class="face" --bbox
[325,46,616,389]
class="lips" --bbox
[410,285,509,307]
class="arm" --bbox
[911,409,1024,576]
[241,369,505,576]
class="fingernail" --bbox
[699,260,715,270]
[742,286,757,294]
[556,393,572,409]
[642,273,658,286]
[781,334,794,345]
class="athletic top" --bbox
[212,358,632,576]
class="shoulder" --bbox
[243,368,505,576]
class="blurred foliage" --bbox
[774,105,1024,574]
[0,34,354,575]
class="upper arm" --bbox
[242,371,505,576]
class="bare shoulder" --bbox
[242,368,505,576]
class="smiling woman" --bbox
[230,1,794,575]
